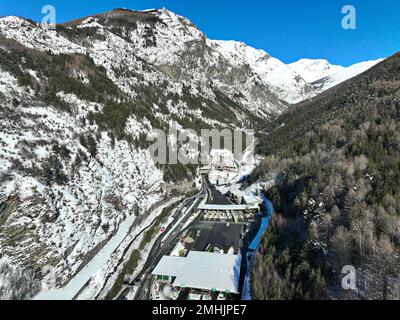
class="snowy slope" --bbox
[312,59,384,93]
[289,58,384,94]
[209,40,314,104]
[289,59,344,84]
[0,71,164,299]
[0,16,86,55]
[0,9,290,119]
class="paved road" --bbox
[118,181,207,300]
[204,175,233,205]
[133,198,201,300]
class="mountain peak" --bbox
[289,58,345,83]
[210,40,271,63]
[295,58,331,64]
[0,15,34,26]
[61,8,162,27]
[209,39,314,104]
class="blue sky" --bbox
[0,0,399,66]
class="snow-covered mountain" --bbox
[0,7,293,300]
[311,59,384,93]
[0,7,384,299]
[289,59,344,84]
[209,40,314,104]
[289,58,384,94]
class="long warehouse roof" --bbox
[152,251,242,294]
[198,203,248,211]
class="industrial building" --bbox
[151,251,242,296]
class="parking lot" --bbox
[189,222,246,254]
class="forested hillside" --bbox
[251,53,400,300]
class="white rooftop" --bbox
[152,251,242,294]
[197,193,260,211]
[151,256,188,277]
[198,203,248,211]
[226,184,262,203]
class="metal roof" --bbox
[198,203,248,211]
[151,256,188,277]
[152,251,242,293]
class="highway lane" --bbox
[133,196,203,300]
[203,175,233,205]
[117,180,207,300]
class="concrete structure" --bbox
[198,202,248,211]
[206,184,262,211]
[199,166,212,175]
[217,176,226,186]
[152,251,242,294]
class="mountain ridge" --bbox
[0,8,383,106]
[251,52,400,300]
